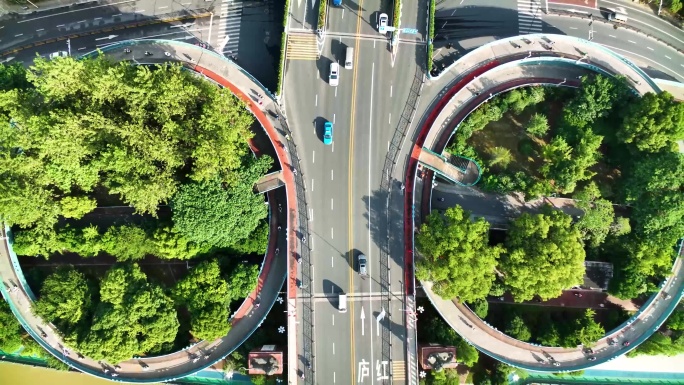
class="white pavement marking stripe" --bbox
[517,0,542,35]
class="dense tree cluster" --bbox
[30,260,259,363]
[418,310,479,367]
[0,58,257,231]
[0,57,270,363]
[416,206,504,302]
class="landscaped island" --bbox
[0,55,272,364]
[416,74,684,383]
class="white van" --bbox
[608,12,628,23]
[338,294,347,313]
[345,47,354,70]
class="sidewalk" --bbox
[0,40,294,382]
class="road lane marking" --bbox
[315,94,318,106]
[334,372,336,383]
[19,0,136,23]
[94,17,102,20]
[56,24,65,27]
[569,27,577,30]
[628,40,636,44]
[332,314,335,325]
[312,151,315,164]
[348,1,364,381]
[182,2,191,4]
[332,256,334,267]
[15,34,23,37]
[333,343,335,354]
[335,87,337,97]
[36,28,43,32]
[600,43,683,79]
[159,6,168,9]
[78,47,87,50]
[77,20,86,23]
[647,47,654,51]
[368,61,375,382]
[390,85,392,97]
[331,199,334,210]
[312,178,314,191]
[113,14,123,17]
[609,35,616,38]
[333,113,336,123]
[331,169,334,180]
[342,9,345,19]
[388,113,391,124]
[665,56,671,59]
[331,226,334,238]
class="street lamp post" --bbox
[67,38,71,56]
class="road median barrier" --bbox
[427,0,435,73]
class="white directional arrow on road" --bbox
[376,307,386,336]
[360,306,366,336]
[95,35,118,41]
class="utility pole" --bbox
[658,0,663,15]
[67,38,71,56]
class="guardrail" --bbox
[0,40,289,383]
[417,63,684,372]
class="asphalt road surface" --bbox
[283,0,427,382]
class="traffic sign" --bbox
[402,28,419,34]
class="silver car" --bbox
[329,62,339,86]
[358,254,368,276]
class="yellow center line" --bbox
[348,0,365,382]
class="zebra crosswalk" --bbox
[216,0,243,58]
[285,33,319,60]
[392,361,406,382]
[518,0,543,35]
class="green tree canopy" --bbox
[35,266,93,334]
[618,92,684,153]
[505,314,532,342]
[0,56,255,230]
[416,205,504,302]
[526,112,549,137]
[173,259,231,341]
[566,309,605,347]
[75,264,179,362]
[0,300,24,353]
[501,210,586,302]
[171,156,271,248]
[573,182,615,247]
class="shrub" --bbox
[393,0,401,29]
[488,147,513,169]
[318,0,327,30]
[427,0,435,73]
[526,113,550,137]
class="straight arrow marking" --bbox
[360,306,365,336]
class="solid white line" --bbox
[368,61,375,383]
[19,0,136,23]
[600,43,683,79]
[334,372,336,383]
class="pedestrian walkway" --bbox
[254,171,285,193]
[216,0,243,57]
[285,32,319,60]
[408,33,682,373]
[417,148,480,186]
[0,40,293,383]
[518,0,543,35]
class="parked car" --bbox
[378,13,389,33]
[48,51,68,59]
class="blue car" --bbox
[323,122,333,145]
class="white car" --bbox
[378,13,389,33]
[48,51,68,59]
[329,62,339,87]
